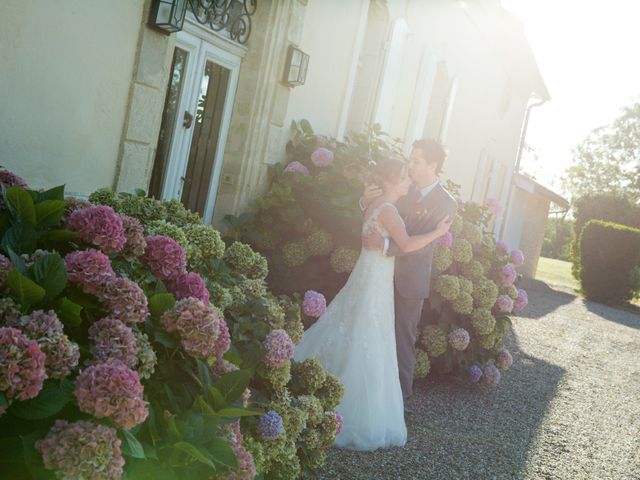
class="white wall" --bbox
[0,0,145,195]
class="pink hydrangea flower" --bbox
[496,240,509,256]
[495,294,514,313]
[302,290,326,318]
[9,310,79,380]
[64,249,115,294]
[438,231,454,247]
[262,329,295,368]
[63,196,92,218]
[310,147,334,167]
[284,161,310,176]
[142,235,186,280]
[97,276,148,323]
[514,289,528,312]
[120,214,146,258]
[448,328,470,351]
[74,359,148,430]
[509,249,525,267]
[67,205,126,253]
[221,421,256,480]
[161,298,231,360]
[36,420,124,480]
[168,271,210,304]
[0,170,29,209]
[500,263,517,286]
[0,327,47,407]
[0,254,11,290]
[89,318,138,368]
[495,349,513,370]
[485,198,502,216]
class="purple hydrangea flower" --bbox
[97,277,149,324]
[284,161,310,176]
[161,298,231,360]
[67,205,126,253]
[496,240,509,256]
[168,271,210,304]
[142,235,186,280]
[0,327,47,407]
[495,349,513,370]
[302,290,327,318]
[89,317,138,368]
[468,365,483,383]
[448,328,470,351]
[257,410,284,440]
[496,294,514,313]
[514,288,528,312]
[74,359,148,429]
[64,249,115,294]
[262,329,295,368]
[509,249,525,267]
[335,411,345,435]
[36,420,124,480]
[438,231,454,247]
[310,147,334,167]
[482,364,501,386]
[500,263,517,287]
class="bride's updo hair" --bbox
[368,157,406,189]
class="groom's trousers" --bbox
[394,286,425,401]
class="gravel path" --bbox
[311,279,640,480]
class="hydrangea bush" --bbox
[0,169,343,479]
[416,195,529,386]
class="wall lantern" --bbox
[283,45,309,88]
[149,0,189,34]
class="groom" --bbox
[362,138,457,410]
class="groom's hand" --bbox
[362,229,385,251]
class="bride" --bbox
[293,157,451,450]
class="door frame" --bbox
[160,19,242,224]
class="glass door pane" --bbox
[180,60,230,215]
[149,47,189,199]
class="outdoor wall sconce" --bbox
[283,45,310,88]
[149,0,189,34]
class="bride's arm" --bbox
[378,206,451,253]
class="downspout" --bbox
[499,96,547,238]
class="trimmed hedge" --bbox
[579,219,640,303]
[571,194,640,279]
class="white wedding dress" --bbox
[294,202,407,450]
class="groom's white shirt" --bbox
[382,179,439,255]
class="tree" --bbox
[563,101,640,201]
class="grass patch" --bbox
[535,257,580,292]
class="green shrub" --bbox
[570,194,640,278]
[579,220,640,303]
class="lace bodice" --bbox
[362,202,398,238]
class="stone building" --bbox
[0,0,567,275]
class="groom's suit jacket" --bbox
[388,183,457,299]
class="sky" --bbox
[501,0,640,194]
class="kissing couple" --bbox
[294,138,458,450]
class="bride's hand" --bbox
[435,216,452,236]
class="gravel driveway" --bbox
[312,279,640,480]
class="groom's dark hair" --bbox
[412,138,447,174]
